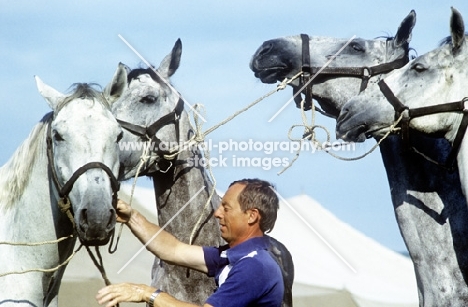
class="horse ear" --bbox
[394,10,416,47]
[35,76,64,110]
[104,62,128,104]
[450,7,466,53]
[157,39,182,79]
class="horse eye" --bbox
[53,131,64,142]
[411,63,426,72]
[350,42,364,52]
[116,131,123,143]
[140,95,157,104]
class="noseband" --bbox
[46,123,121,226]
[116,97,185,172]
[295,34,409,111]
[379,79,468,170]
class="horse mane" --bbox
[0,113,52,209]
[438,33,468,46]
[375,34,417,59]
[57,83,110,112]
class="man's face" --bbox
[215,183,251,246]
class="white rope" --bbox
[278,97,404,175]
[162,73,302,161]
[0,141,156,278]
[0,234,73,246]
[114,74,300,245]
[113,136,154,249]
[187,104,217,245]
[0,242,81,278]
[157,75,301,245]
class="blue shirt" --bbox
[203,236,284,307]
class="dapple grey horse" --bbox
[109,40,294,306]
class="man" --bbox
[96,178,284,307]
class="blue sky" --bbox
[2,1,468,253]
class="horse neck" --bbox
[0,118,48,210]
[456,137,468,198]
[0,119,76,304]
[150,115,222,246]
[378,135,468,302]
[0,119,74,240]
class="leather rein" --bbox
[116,97,185,173]
[295,34,409,112]
[379,79,468,171]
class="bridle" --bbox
[379,79,468,171]
[116,96,185,173]
[46,120,121,228]
[295,34,410,111]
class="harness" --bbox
[379,79,468,171]
[46,122,121,228]
[294,34,410,111]
[116,97,184,173]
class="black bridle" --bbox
[379,79,468,170]
[116,97,185,172]
[295,34,410,111]
[46,123,121,225]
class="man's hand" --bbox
[96,283,154,307]
[116,199,133,224]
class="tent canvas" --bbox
[269,194,418,307]
[58,185,418,307]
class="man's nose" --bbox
[214,206,222,218]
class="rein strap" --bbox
[379,79,468,171]
[295,34,409,111]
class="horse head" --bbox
[250,10,416,117]
[109,39,185,180]
[336,7,468,144]
[36,77,125,245]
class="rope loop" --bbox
[0,240,80,278]
[278,98,404,175]
[58,196,75,228]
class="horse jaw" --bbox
[336,93,396,142]
[250,37,299,83]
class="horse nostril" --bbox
[107,209,116,230]
[258,42,274,57]
[79,209,88,232]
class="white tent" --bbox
[59,185,418,307]
[270,194,418,307]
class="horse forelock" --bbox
[57,83,110,112]
[379,35,413,53]
[0,113,52,209]
[438,34,468,47]
[127,67,167,88]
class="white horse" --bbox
[337,7,468,204]
[109,40,294,306]
[0,78,125,306]
[250,10,415,116]
[252,9,468,305]
[336,7,468,304]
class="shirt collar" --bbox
[225,236,269,264]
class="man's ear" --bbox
[247,208,261,225]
